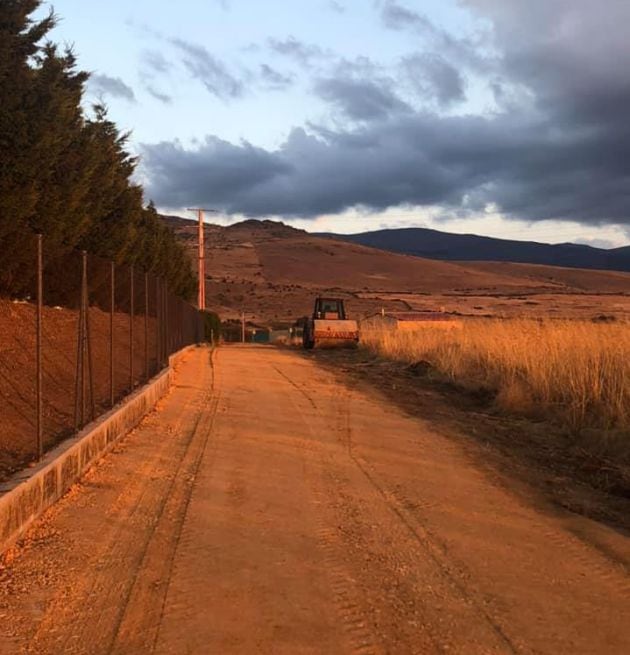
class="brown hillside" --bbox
[462,261,630,293]
[166,217,630,324]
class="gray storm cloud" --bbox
[141,0,630,225]
[401,53,466,107]
[314,77,411,121]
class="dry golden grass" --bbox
[361,319,630,432]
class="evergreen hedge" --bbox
[0,1,196,300]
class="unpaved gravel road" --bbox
[1,345,629,654]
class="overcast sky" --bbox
[45,0,630,247]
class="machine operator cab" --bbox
[313,297,347,320]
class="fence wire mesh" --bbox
[0,235,203,478]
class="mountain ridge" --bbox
[316,226,630,273]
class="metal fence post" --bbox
[73,296,82,429]
[80,251,87,427]
[144,271,149,381]
[110,261,115,407]
[83,255,87,425]
[129,264,134,391]
[36,234,43,460]
[164,284,169,360]
[74,251,90,429]
[155,277,160,371]
[81,252,87,426]
[84,252,95,422]
[158,279,163,366]
[159,278,163,368]
[175,298,179,351]
[173,300,183,352]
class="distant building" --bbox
[360,310,462,331]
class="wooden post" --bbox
[198,210,205,310]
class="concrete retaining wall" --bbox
[0,345,200,555]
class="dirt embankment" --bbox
[0,300,157,479]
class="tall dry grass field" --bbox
[361,320,630,433]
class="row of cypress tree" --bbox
[0,0,196,300]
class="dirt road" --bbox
[1,345,628,654]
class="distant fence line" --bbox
[0,234,204,471]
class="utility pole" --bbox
[187,208,218,311]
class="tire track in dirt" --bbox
[376,462,630,640]
[22,349,216,655]
[272,364,318,409]
[326,369,630,654]
[269,361,383,655]
[151,351,350,654]
[25,433,190,654]
[335,388,518,653]
[111,349,220,654]
[272,360,519,653]
[314,518,382,655]
[29,437,190,651]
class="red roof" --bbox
[383,312,455,322]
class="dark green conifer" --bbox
[0,0,196,300]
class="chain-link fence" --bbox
[0,234,204,479]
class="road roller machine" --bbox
[302,297,359,349]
